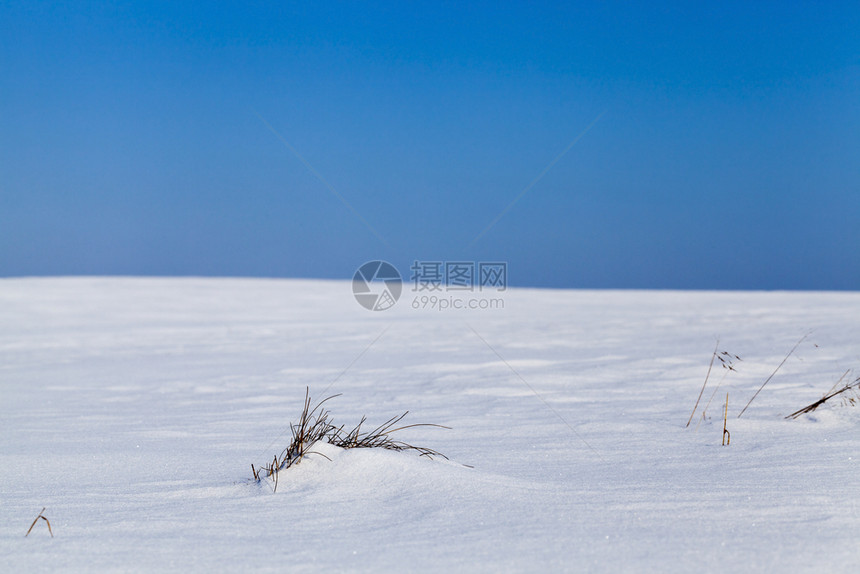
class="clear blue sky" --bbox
[1,1,858,289]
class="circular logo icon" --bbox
[352,261,402,311]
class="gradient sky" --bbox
[1,1,858,289]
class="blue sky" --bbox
[1,1,858,289]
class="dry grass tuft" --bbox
[254,388,449,491]
[786,372,860,420]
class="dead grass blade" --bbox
[330,412,450,458]
[25,507,53,538]
[722,393,730,446]
[688,343,741,429]
[687,340,720,428]
[786,374,860,420]
[738,333,809,418]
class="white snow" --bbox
[1,277,859,572]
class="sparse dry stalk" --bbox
[689,343,740,429]
[786,373,860,419]
[25,507,53,538]
[738,333,809,418]
[686,340,719,428]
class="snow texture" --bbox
[1,278,859,572]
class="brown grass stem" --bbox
[786,374,860,419]
[738,333,809,418]
[25,508,53,538]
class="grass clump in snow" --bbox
[786,371,860,420]
[253,388,449,491]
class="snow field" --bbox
[1,278,858,572]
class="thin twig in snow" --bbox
[25,507,53,538]
[687,340,719,428]
[738,333,810,419]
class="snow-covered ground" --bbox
[1,277,858,572]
